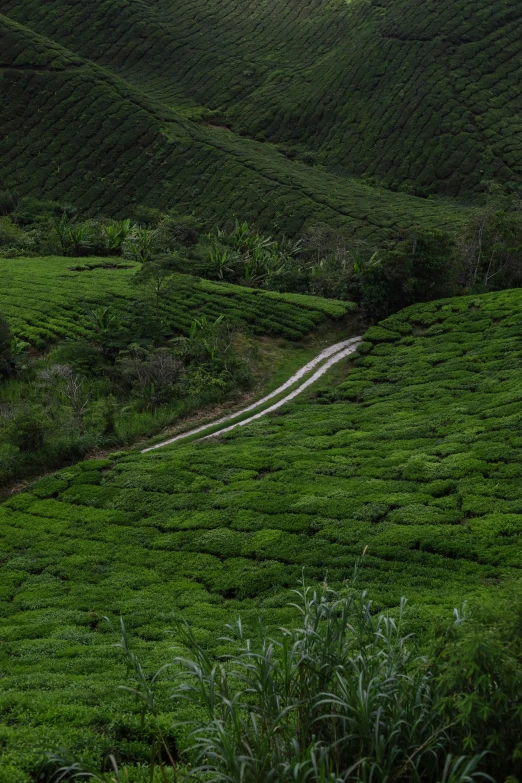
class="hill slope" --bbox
[0,13,469,239]
[2,288,522,777]
[0,255,354,348]
[3,0,522,198]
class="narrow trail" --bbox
[142,336,362,453]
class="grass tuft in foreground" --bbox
[44,578,522,782]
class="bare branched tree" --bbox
[39,364,91,432]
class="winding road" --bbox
[142,336,362,452]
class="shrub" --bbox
[0,312,13,377]
[7,406,47,452]
[116,345,183,411]
[434,594,522,777]
[0,216,28,248]
[0,189,19,216]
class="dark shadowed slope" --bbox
[5,0,522,198]
[0,14,469,238]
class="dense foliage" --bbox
[3,288,522,779]
[4,189,522,325]
[0,247,353,486]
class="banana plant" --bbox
[65,224,89,256]
[87,303,118,326]
[52,211,77,254]
[102,219,134,254]
[352,249,380,274]
[126,227,159,263]
[208,245,237,280]
[189,314,226,360]
[10,336,29,357]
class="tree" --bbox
[65,224,90,256]
[38,365,91,432]
[358,229,457,319]
[131,261,176,312]
[207,244,237,280]
[0,189,19,216]
[457,205,522,291]
[8,406,47,452]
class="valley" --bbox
[2,0,522,780]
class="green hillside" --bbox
[4,0,522,198]
[0,256,353,348]
[2,288,522,778]
[3,0,522,777]
[0,253,357,490]
[0,14,469,240]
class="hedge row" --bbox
[4,0,522,198]
[0,13,468,239]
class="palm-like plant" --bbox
[208,245,237,280]
[65,224,90,256]
[102,219,134,254]
[126,227,160,263]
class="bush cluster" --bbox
[0,301,254,487]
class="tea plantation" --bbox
[0,256,353,349]
[4,0,522,198]
[0,13,469,240]
[2,288,522,779]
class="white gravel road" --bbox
[142,336,361,452]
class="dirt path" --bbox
[142,337,361,452]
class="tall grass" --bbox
[170,583,488,783]
[45,580,493,783]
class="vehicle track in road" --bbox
[142,336,361,452]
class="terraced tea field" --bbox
[3,288,522,779]
[4,0,522,198]
[0,256,354,348]
[4,0,522,777]
[0,13,470,239]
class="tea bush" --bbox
[0,256,353,349]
